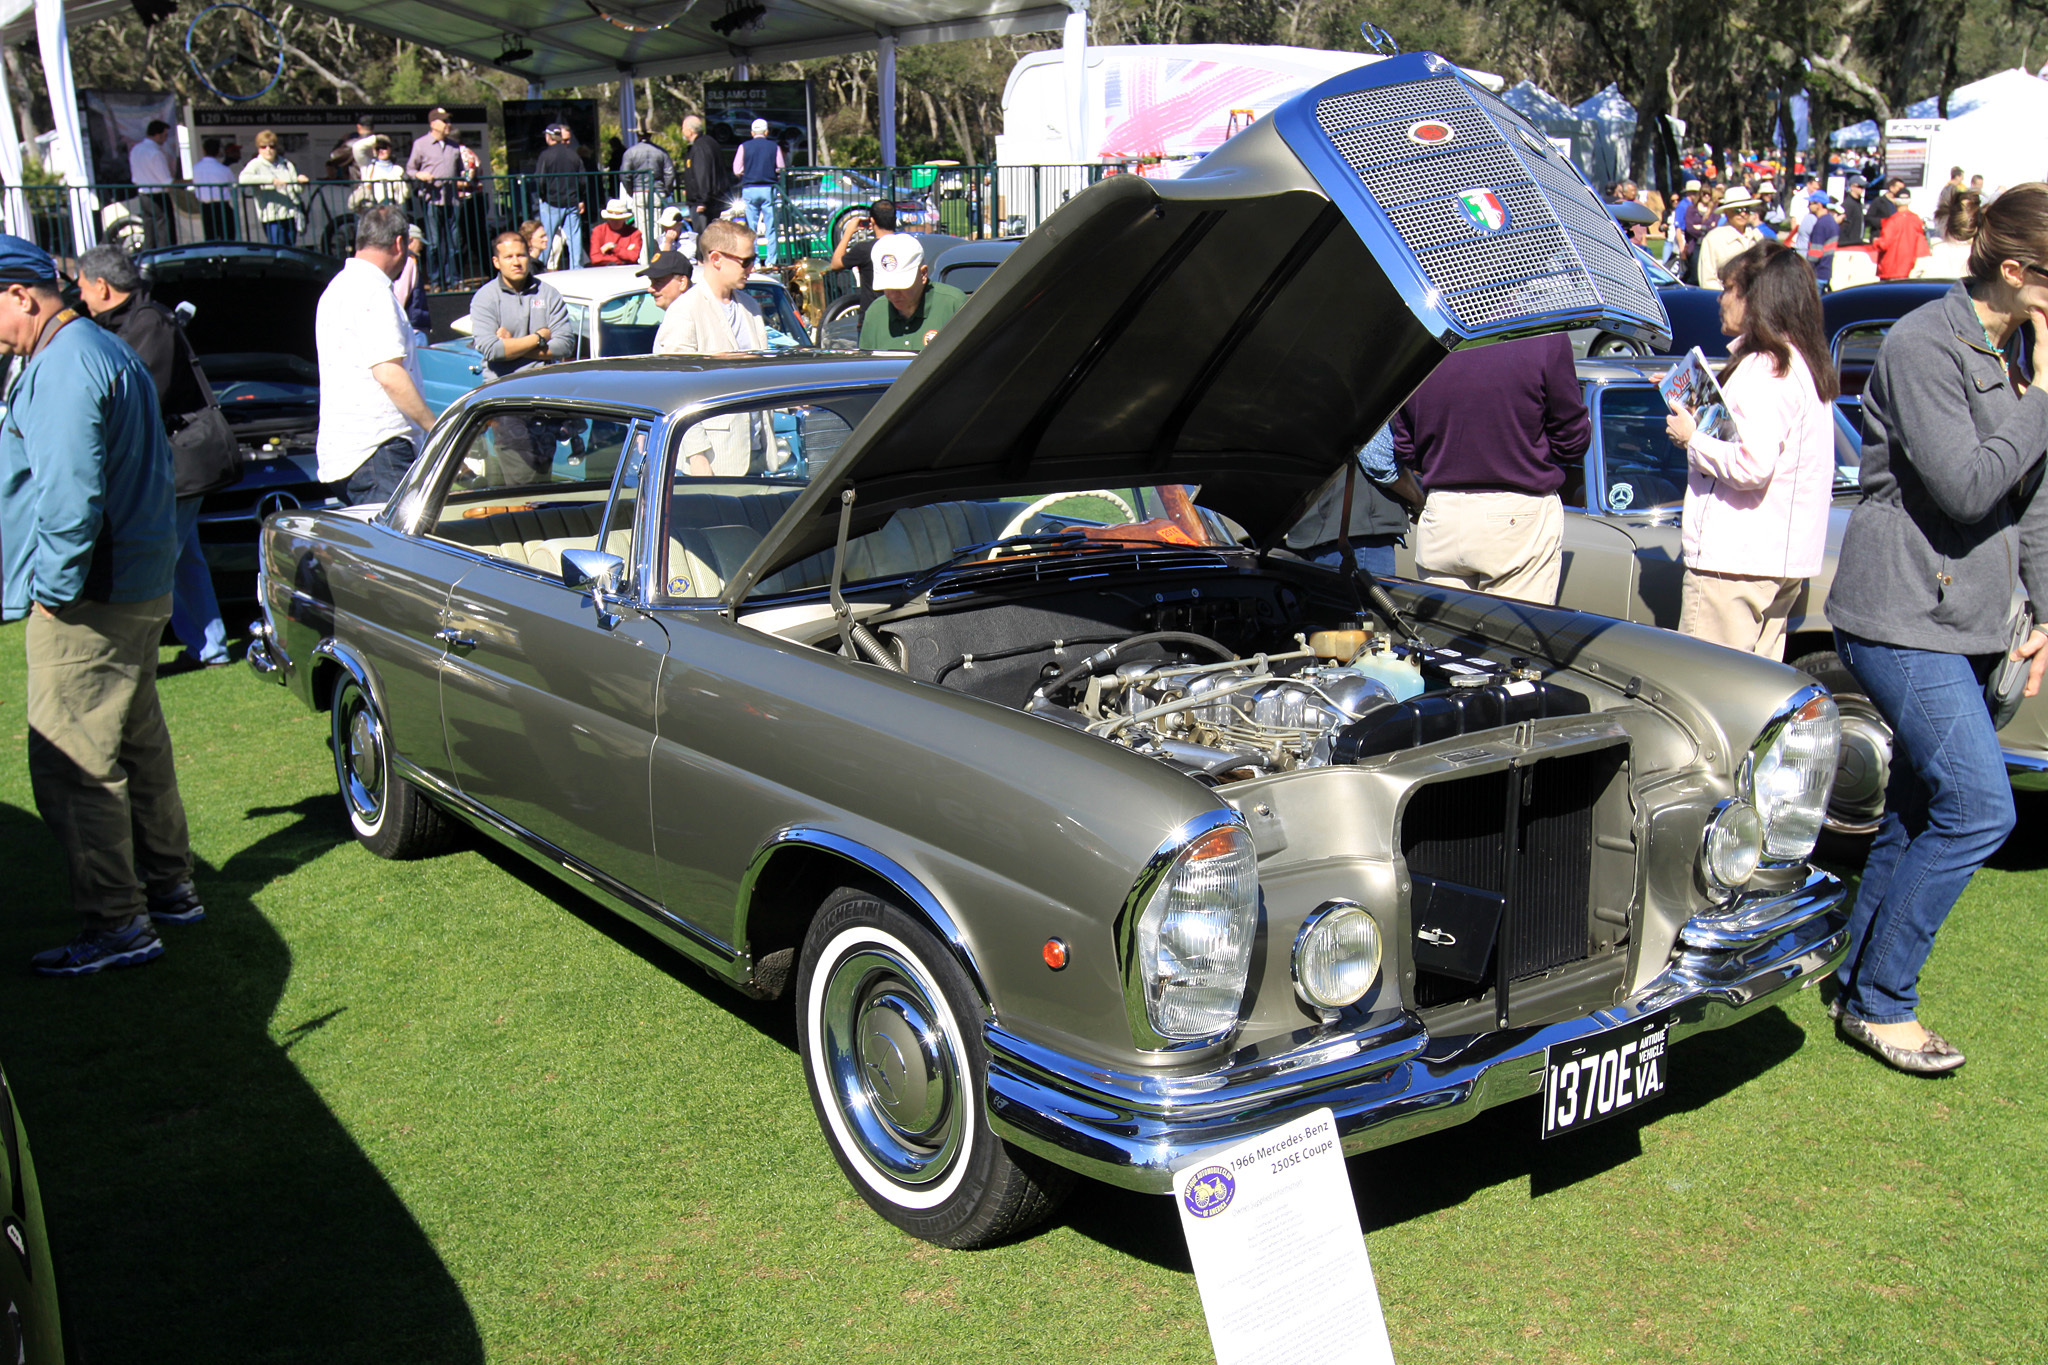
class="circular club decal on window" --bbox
[1609,482,1635,510]
[1454,187,1511,234]
[1407,120,1455,147]
[1181,1165,1237,1218]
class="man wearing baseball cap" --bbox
[1839,174,1869,246]
[732,118,785,266]
[857,234,968,352]
[533,123,589,270]
[642,250,697,354]
[1803,190,1839,290]
[0,233,201,974]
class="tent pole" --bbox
[33,0,96,255]
[0,42,28,238]
[878,31,897,169]
[1062,0,1090,166]
[620,74,639,145]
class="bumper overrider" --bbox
[986,867,1845,1193]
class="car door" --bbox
[425,404,671,898]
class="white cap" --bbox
[870,233,925,289]
[751,118,770,137]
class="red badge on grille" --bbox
[1407,120,1455,146]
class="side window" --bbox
[425,407,636,577]
[743,282,813,349]
[1595,385,1688,513]
[657,396,878,601]
[1832,321,1889,370]
[563,302,591,360]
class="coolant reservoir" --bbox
[1338,643,1425,702]
[1309,629,1371,663]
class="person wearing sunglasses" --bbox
[662,219,770,475]
[1826,182,2048,1074]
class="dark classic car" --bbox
[0,1066,66,1364]
[247,54,1847,1247]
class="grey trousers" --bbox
[25,595,193,921]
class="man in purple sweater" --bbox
[1391,332,1591,604]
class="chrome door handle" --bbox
[433,628,477,651]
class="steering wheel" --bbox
[998,490,1138,541]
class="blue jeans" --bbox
[1312,538,1401,578]
[422,201,458,287]
[263,219,296,247]
[341,436,419,507]
[1833,632,2015,1024]
[538,201,585,270]
[171,497,228,664]
[741,184,777,264]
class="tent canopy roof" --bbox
[1,0,1076,91]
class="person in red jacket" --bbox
[1875,198,1930,280]
[589,197,644,266]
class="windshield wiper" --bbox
[921,531,1190,581]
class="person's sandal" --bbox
[1838,1013,1965,1074]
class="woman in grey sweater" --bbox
[1826,185,2048,1073]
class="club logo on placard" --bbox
[1407,120,1454,146]
[1182,1166,1236,1218]
[1454,187,1511,234]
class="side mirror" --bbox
[561,547,626,625]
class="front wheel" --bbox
[796,888,1074,1247]
[331,671,452,859]
[1791,649,1891,855]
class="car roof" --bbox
[438,351,911,421]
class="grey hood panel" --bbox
[729,52,1669,604]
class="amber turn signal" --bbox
[1042,938,1068,970]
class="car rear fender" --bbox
[733,828,991,1010]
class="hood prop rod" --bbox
[1336,458,1424,648]
[829,488,903,672]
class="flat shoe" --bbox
[1838,1013,1965,1074]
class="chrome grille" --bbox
[1313,75,1664,337]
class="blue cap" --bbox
[0,233,56,284]
[1808,190,1831,204]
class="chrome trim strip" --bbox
[391,755,743,970]
[1677,864,1840,951]
[986,870,1846,1193]
[734,826,990,1007]
[2006,749,2048,792]
[1114,808,1256,1053]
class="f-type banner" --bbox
[1173,1108,1395,1365]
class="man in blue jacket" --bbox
[0,234,201,975]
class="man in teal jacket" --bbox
[0,233,201,975]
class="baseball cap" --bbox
[0,233,57,283]
[657,205,685,225]
[869,234,924,289]
[1808,190,1831,204]
[750,118,770,137]
[1682,178,1701,192]
[638,250,693,281]
[1846,173,1867,187]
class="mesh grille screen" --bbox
[1313,75,1663,335]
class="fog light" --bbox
[1701,799,1764,890]
[1292,901,1383,1011]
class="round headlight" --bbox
[1701,799,1764,890]
[1748,690,1841,862]
[1292,902,1383,1012]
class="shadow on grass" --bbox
[1052,1005,1811,1270]
[0,798,483,1365]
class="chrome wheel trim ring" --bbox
[1827,693,1892,834]
[809,932,970,1202]
[335,683,387,830]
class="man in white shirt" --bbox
[191,137,236,241]
[643,250,695,354]
[658,221,768,474]
[315,204,435,504]
[127,119,176,248]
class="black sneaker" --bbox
[31,917,164,976]
[147,882,207,926]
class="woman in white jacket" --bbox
[1663,241,1838,659]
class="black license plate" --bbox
[1540,1011,1669,1138]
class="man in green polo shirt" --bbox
[857,234,967,352]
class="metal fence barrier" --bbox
[13,161,1150,289]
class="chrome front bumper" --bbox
[986,867,1846,1194]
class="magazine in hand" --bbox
[1658,347,1741,443]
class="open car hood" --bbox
[726,52,1670,605]
[137,244,338,368]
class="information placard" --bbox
[1173,1108,1395,1365]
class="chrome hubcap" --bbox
[1829,693,1892,834]
[821,947,963,1185]
[336,686,386,824]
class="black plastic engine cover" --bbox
[1329,678,1592,764]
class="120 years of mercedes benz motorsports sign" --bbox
[1173,1109,1395,1365]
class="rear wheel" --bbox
[796,888,1074,1247]
[331,672,451,859]
[818,293,865,350]
[1791,648,1890,856]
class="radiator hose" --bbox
[1035,630,1236,701]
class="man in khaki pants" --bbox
[1392,332,1591,605]
[0,234,202,975]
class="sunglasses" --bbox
[717,251,758,270]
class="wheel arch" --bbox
[311,638,378,715]
[736,829,992,1013]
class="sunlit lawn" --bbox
[0,617,2041,1363]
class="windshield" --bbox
[1596,381,1865,513]
[593,283,812,356]
[1633,243,1680,289]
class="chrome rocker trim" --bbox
[2005,748,2048,792]
[985,869,1845,1194]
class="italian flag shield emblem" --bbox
[1455,188,1510,234]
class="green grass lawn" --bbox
[1,617,2043,1363]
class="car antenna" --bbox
[1335,458,1424,646]
[828,488,904,671]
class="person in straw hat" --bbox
[1698,187,1768,289]
[590,196,644,266]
